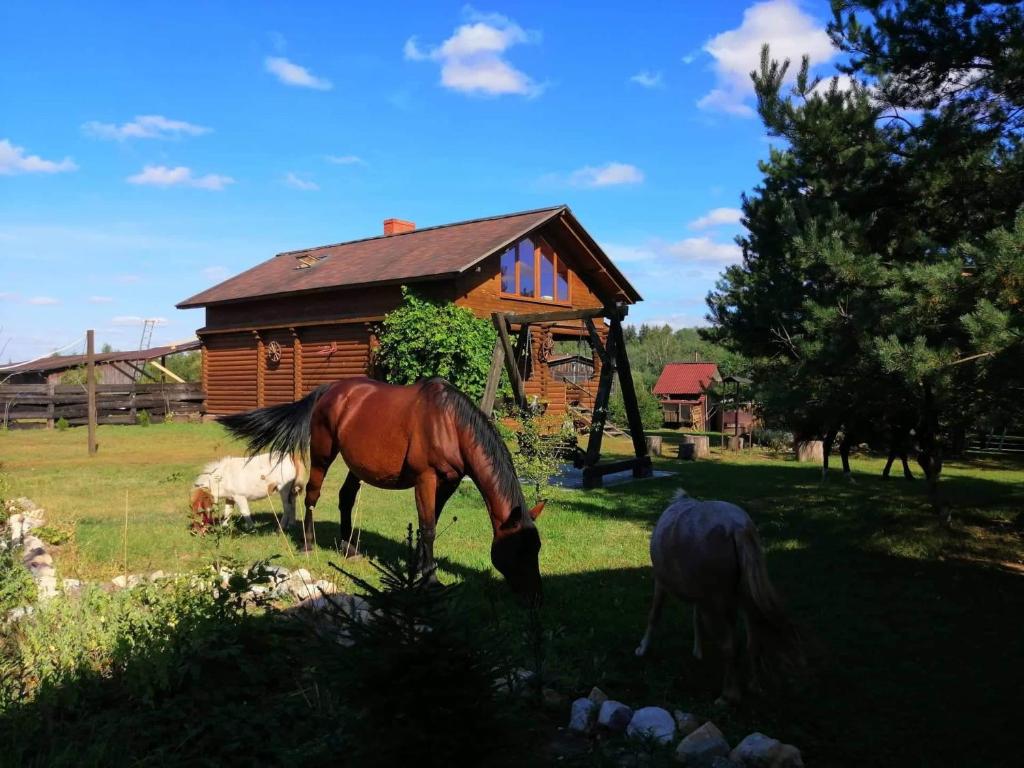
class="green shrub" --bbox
[497,410,571,504]
[136,409,151,427]
[608,372,663,431]
[55,417,69,431]
[375,287,501,401]
[327,526,523,768]
[752,427,792,452]
[32,525,71,547]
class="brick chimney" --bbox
[383,218,415,236]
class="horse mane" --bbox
[434,380,528,518]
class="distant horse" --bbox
[217,377,544,598]
[820,418,916,482]
[190,452,305,526]
[635,491,800,705]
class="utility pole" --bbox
[87,329,97,455]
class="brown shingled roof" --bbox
[177,205,640,308]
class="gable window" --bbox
[498,236,570,303]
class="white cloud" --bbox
[326,154,365,166]
[126,165,234,190]
[0,139,77,175]
[568,162,644,188]
[88,296,114,304]
[681,50,700,65]
[264,56,332,90]
[201,266,229,282]
[404,9,542,96]
[603,243,659,263]
[82,115,210,141]
[630,71,664,88]
[688,207,743,230]
[284,172,319,191]
[698,0,836,117]
[669,236,742,263]
[27,296,60,305]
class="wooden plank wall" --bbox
[0,383,204,429]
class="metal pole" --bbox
[87,329,97,455]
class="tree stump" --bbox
[646,436,664,457]
[795,440,824,462]
[679,443,696,461]
[682,435,710,459]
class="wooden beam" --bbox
[610,316,651,472]
[500,307,615,325]
[86,330,97,455]
[584,324,618,468]
[584,318,609,366]
[479,340,505,416]
[493,313,526,411]
[582,456,653,488]
[513,325,532,381]
[147,360,185,383]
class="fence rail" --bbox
[968,433,1024,454]
[0,382,204,429]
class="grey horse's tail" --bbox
[734,525,803,673]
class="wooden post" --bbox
[610,316,650,476]
[480,341,506,416]
[254,331,265,407]
[46,381,55,429]
[583,325,618,474]
[86,329,97,455]
[291,328,302,400]
[493,314,526,411]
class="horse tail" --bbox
[216,384,332,460]
[734,524,803,673]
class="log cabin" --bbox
[177,205,641,417]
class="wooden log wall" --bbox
[0,383,204,429]
[200,322,371,414]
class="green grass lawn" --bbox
[2,423,1023,766]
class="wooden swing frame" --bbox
[479,304,652,489]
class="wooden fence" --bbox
[0,382,204,429]
[968,433,1024,455]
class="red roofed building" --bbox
[653,362,721,429]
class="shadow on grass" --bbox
[2,529,1021,767]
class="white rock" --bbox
[626,706,676,744]
[568,697,597,733]
[7,605,34,621]
[27,553,53,569]
[597,700,633,733]
[148,570,166,581]
[111,574,143,589]
[62,578,82,591]
[729,733,803,768]
[674,710,702,737]
[29,564,56,580]
[293,568,312,582]
[675,722,730,766]
[37,575,60,600]
[314,579,338,594]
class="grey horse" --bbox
[635,490,800,704]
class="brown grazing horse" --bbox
[635,490,800,705]
[217,377,543,597]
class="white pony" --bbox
[635,490,801,705]
[191,452,305,527]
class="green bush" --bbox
[608,372,663,431]
[55,417,69,431]
[136,409,151,427]
[32,525,71,547]
[375,287,501,401]
[496,410,572,503]
[752,427,792,452]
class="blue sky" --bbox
[0,0,843,363]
